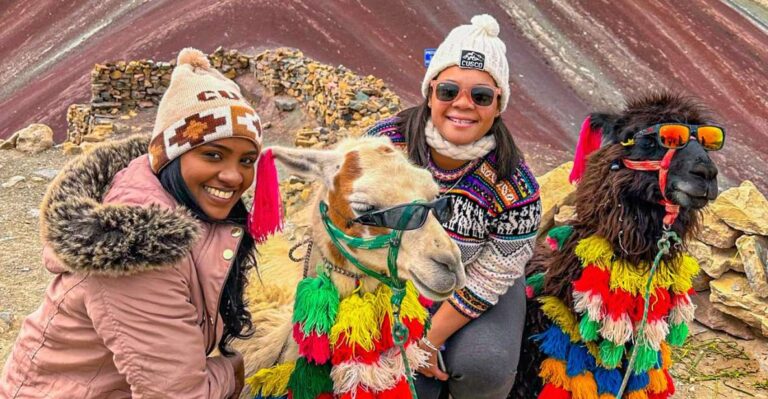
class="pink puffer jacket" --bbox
[1,136,244,398]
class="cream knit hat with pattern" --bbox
[421,14,510,112]
[148,48,262,173]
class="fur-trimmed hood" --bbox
[40,135,199,276]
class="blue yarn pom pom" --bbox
[533,325,571,360]
[566,344,596,377]
[594,367,622,395]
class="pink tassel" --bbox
[248,148,284,243]
[569,116,603,184]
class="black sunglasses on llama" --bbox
[631,123,725,151]
[351,196,455,231]
[430,81,501,107]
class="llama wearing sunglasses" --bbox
[510,91,722,398]
[234,136,466,398]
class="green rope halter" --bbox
[616,228,681,398]
[319,201,419,398]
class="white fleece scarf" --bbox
[425,119,496,161]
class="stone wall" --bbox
[253,48,400,131]
[66,47,401,145]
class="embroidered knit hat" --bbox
[421,14,510,112]
[148,47,262,173]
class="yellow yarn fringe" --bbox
[330,290,381,351]
[575,235,700,295]
[626,390,649,399]
[570,371,599,399]
[245,362,294,397]
[376,281,429,324]
[539,358,570,390]
[671,255,699,294]
[330,282,427,350]
[598,394,615,399]
[660,342,673,369]
[539,296,580,342]
[647,368,669,393]
[575,236,613,268]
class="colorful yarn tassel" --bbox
[593,367,621,396]
[666,322,689,346]
[246,362,294,398]
[539,383,572,399]
[293,273,340,335]
[286,358,333,399]
[534,325,571,360]
[569,115,603,184]
[567,344,595,377]
[570,370,598,399]
[539,358,571,389]
[248,148,284,243]
[599,340,624,369]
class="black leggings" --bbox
[415,280,526,399]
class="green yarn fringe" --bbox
[547,225,574,250]
[667,322,689,347]
[599,340,624,369]
[293,273,340,335]
[526,272,546,297]
[286,358,333,399]
[579,315,600,342]
[634,342,659,373]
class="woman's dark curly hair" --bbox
[159,158,255,356]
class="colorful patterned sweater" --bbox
[529,226,699,399]
[367,117,542,318]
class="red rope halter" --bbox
[622,149,680,226]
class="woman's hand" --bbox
[416,339,449,381]
[226,351,245,399]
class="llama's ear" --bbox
[589,112,621,144]
[270,146,342,187]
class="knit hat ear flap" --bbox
[569,116,603,184]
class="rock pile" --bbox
[253,48,400,131]
[540,169,768,339]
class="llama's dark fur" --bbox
[510,92,718,397]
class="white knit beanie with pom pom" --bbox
[421,14,510,112]
[149,47,262,173]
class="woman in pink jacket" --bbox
[1,48,278,398]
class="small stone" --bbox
[62,142,83,156]
[695,206,741,248]
[27,208,40,219]
[554,205,578,225]
[14,124,54,154]
[692,270,713,292]
[736,235,768,298]
[2,176,25,188]
[710,272,768,337]
[710,180,768,235]
[34,168,59,180]
[538,162,576,230]
[692,291,755,340]
[274,96,299,112]
[31,176,45,183]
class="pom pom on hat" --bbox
[471,14,500,37]
[176,47,211,70]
